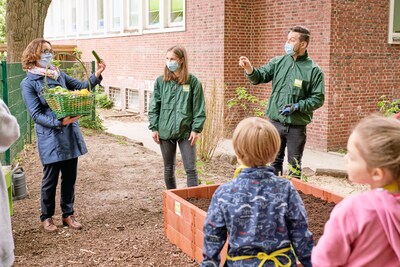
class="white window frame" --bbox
[44,0,186,40]
[77,0,92,35]
[167,0,185,28]
[109,0,124,33]
[67,0,78,36]
[59,0,66,37]
[44,4,55,37]
[389,0,400,44]
[145,0,163,29]
[125,0,142,32]
[94,0,106,33]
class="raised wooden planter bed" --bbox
[163,178,344,265]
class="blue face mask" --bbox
[39,53,54,68]
[284,42,295,56]
[166,61,179,72]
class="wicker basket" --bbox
[43,53,94,120]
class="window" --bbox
[96,0,105,31]
[82,0,90,32]
[109,87,122,108]
[127,0,140,29]
[169,0,183,25]
[44,0,185,39]
[126,88,140,112]
[147,0,160,27]
[60,0,66,35]
[389,0,400,44]
[71,0,77,33]
[111,0,123,31]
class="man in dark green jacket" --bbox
[239,26,325,177]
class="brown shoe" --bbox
[41,218,57,232]
[62,215,82,230]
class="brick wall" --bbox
[328,0,400,150]
[51,0,400,151]
[224,0,332,150]
[53,1,225,111]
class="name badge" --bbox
[294,79,303,88]
[182,84,190,92]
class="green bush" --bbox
[96,92,114,109]
[79,113,106,131]
[377,95,400,116]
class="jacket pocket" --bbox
[36,128,56,161]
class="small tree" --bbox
[6,0,52,62]
[227,86,268,117]
[0,0,5,44]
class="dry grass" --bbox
[197,80,225,162]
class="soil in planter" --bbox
[187,192,335,243]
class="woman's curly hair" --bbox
[21,38,51,70]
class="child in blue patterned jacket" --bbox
[201,117,314,267]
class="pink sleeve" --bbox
[311,197,358,266]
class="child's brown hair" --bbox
[232,117,280,167]
[353,114,400,180]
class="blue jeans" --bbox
[269,120,307,178]
[159,139,198,189]
[40,158,78,221]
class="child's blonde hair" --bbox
[353,114,400,179]
[232,117,280,167]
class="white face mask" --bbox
[39,53,54,68]
[284,42,295,56]
[166,60,179,72]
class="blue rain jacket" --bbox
[20,71,102,165]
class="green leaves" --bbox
[227,87,268,117]
[378,95,400,116]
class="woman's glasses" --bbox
[41,49,54,55]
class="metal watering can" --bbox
[12,164,28,200]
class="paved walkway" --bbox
[102,118,347,173]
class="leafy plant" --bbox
[287,159,308,182]
[196,160,215,185]
[227,87,268,117]
[377,95,400,116]
[96,92,114,109]
[79,113,106,131]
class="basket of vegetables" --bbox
[43,52,95,119]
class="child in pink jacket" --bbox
[312,114,400,267]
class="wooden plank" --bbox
[0,44,76,54]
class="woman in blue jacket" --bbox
[20,38,106,232]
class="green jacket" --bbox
[148,74,206,140]
[246,51,325,125]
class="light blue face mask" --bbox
[284,42,295,56]
[39,53,54,68]
[166,61,179,72]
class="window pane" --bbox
[60,0,65,33]
[71,0,77,32]
[394,0,400,33]
[113,0,122,29]
[149,0,159,25]
[129,0,139,27]
[83,0,90,31]
[97,0,104,29]
[171,0,183,23]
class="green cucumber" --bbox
[92,50,101,63]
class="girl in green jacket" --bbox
[148,45,206,189]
